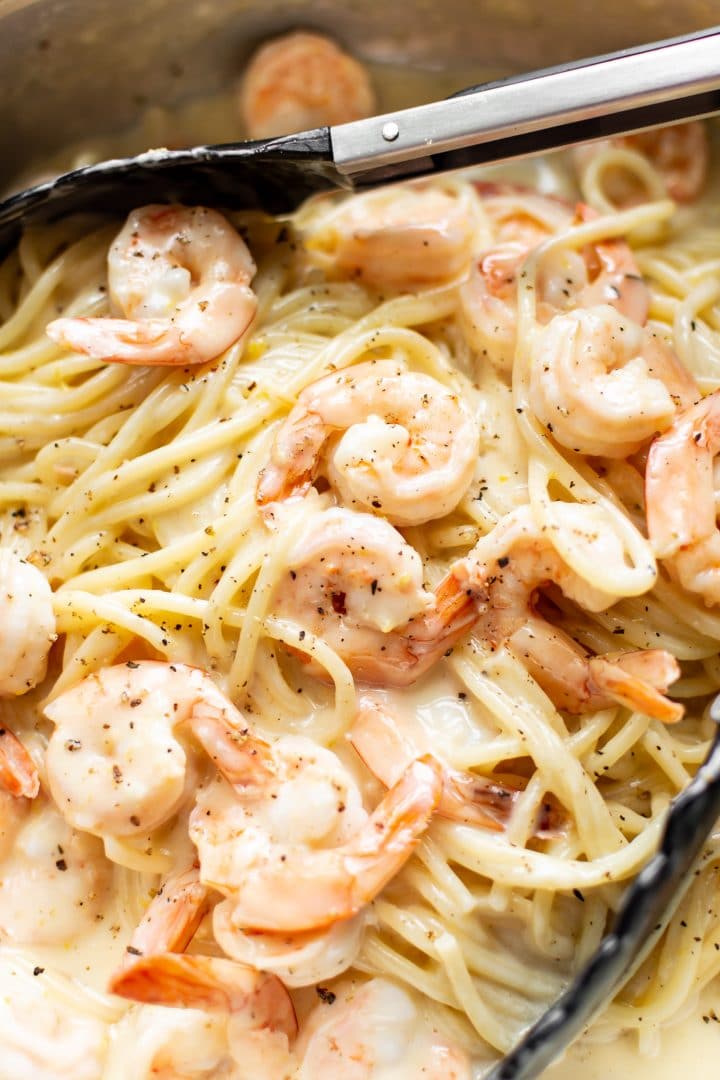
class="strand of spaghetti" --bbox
[263,614,357,736]
[52,590,182,657]
[453,649,627,858]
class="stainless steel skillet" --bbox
[0,26,718,254]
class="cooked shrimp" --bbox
[0,549,54,798]
[451,507,683,721]
[257,360,479,524]
[529,305,698,457]
[646,390,720,604]
[122,863,211,964]
[267,507,477,685]
[511,617,683,723]
[302,183,478,289]
[350,700,562,835]
[239,31,375,140]
[0,727,39,799]
[189,708,442,932]
[460,200,650,370]
[295,977,472,1079]
[214,900,366,987]
[44,660,242,841]
[574,121,708,204]
[0,797,109,944]
[0,549,56,697]
[46,205,257,366]
[110,953,298,1037]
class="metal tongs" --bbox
[490,700,720,1078]
[0,26,719,253]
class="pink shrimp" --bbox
[47,205,257,367]
[239,31,376,140]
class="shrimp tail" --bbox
[587,652,683,723]
[0,727,39,799]
[122,864,211,966]
[188,703,276,786]
[47,316,188,366]
[109,953,298,1037]
[256,410,326,505]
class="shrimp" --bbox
[110,953,298,1037]
[451,507,683,721]
[350,700,562,835]
[189,706,442,932]
[257,360,479,525]
[0,549,56,697]
[266,507,478,686]
[122,863,211,965]
[510,616,684,723]
[574,121,709,204]
[43,660,243,841]
[302,183,478,289]
[0,549,54,798]
[46,205,257,366]
[0,797,109,944]
[294,977,472,1079]
[460,199,650,371]
[529,305,698,457]
[214,900,366,987]
[239,31,375,140]
[646,390,720,604]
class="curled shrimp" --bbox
[450,507,683,721]
[350,700,562,835]
[110,952,298,1036]
[574,121,709,204]
[302,182,478,290]
[529,305,699,457]
[267,506,477,686]
[294,977,472,1079]
[47,205,257,366]
[188,704,442,932]
[646,390,720,604]
[43,660,244,842]
[239,31,375,139]
[257,360,479,524]
[0,549,54,798]
[460,199,650,371]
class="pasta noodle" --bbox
[1,110,720,1077]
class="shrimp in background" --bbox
[302,182,479,289]
[47,205,257,366]
[450,507,683,722]
[257,360,479,525]
[529,305,698,457]
[267,506,477,686]
[239,31,376,140]
[573,121,709,204]
[460,194,650,371]
[189,706,442,933]
[646,389,720,604]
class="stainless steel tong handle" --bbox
[333,27,720,184]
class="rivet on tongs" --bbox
[381,121,400,142]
